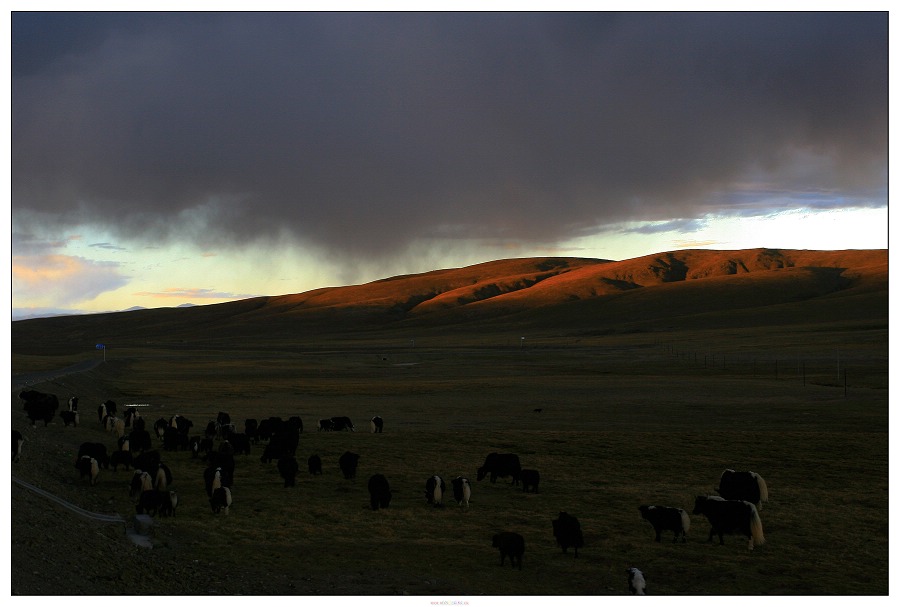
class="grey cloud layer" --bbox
[12,12,887,257]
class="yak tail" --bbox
[749,503,765,548]
[754,472,769,506]
[679,509,691,534]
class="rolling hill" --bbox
[11,248,888,353]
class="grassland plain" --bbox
[9,250,889,597]
[10,332,888,597]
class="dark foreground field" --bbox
[9,250,889,596]
[10,334,888,596]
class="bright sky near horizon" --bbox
[9,10,889,320]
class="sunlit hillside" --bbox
[10,248,887,364]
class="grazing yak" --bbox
[77,442,110,469]
[20,390,59,427]
[110,450,133,471]
[425,475,446,506]
[154,463,173,491]
[130,470,154,499]
[330,416,355,432]
[138,489,178,517]
[339,451,360,479]
[225,433,252,456]
[317,419,334,432]
[308,454,323,475]
[521,469,540,493]
[492,532,525,570]
[257,417,284,442]
[259,441,280,464]
[123,407,140,428]
[368,474,392,510]
[716,469,769,511]
[627,567,646,595]
[370,416,384,433]
[204,466,224,497]
[60,410,79,427]
[477,452,521,485]
[77,456,100,485]
[13,430,24,463]
[210,486,233,514]
[159,490,178,517]
[693,495,765,550]
[133,450,161,475]
[452,476,471,508]
[552,512,584,557]
[153,418,169,440]
[638,505,691,543]
[287,416,303,433]
[163,426,181,451]
[244,418,259,443]
[278,455,299,488]
[137,489,165,516]
[129,428,153,452]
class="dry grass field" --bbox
[9,249,889,596]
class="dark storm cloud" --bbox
[12,12,887,258]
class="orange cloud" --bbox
[12,254,88,285]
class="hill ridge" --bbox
[11,248,887,349]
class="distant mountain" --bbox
[11,248,888,349]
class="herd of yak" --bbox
[15,388,769,595]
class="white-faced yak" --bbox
[627,568,646,595]
[693,495,765,551]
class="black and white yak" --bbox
[76,442,110,469]
[210,486,232,514]
[370,416,384,433]
[130,470,154,500]
[627,567,646,595]
[13,430,24,463]
[425,475,446,506]
[77,456,100,485]
[638,505,691,543]
[60,410,79,427]
[492,532,525,570]
[692,495,765,551]
[452,476,471,508]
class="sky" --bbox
[8,9,889,320]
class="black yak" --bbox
[492,532,525,569]
[638,505,691,543]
